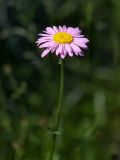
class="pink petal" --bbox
[65,44,72,52]
[79,44,88,48]
[39,41,55,48]
[61,54,66,59]
[67,27,81,36]
[60,45,67,59]
[53,26,58,32]
[51,44,58,53]
[65,44,73,56]
[74,35,84,38]
[74,50,79,56]
[67,27,74,33]
[63,25,67,32]
[38,33,52,37]
[56,44,63,55]
[74,38,89,43]
[72,27,81,35]
[41,49,50,57]
[36,39,51,46]
[69,52,73,56]
[38,37,53,41]
[59,26,63,32]
[61,51,66,59]
[74,39,89,49]
[46,27,56,34]
[70,43,81,53]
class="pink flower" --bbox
[36,26,89,59]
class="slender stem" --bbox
[49,59,64,160]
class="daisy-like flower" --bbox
[36,26,89,59]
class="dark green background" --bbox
[0,0,120,159]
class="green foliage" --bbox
[0,0,120,159]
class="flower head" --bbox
[36,26,89,59]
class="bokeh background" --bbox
[0,0,120,159]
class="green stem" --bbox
[49,59,64,160]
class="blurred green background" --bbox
[0,0,120,159]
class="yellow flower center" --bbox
[54,32,73,44]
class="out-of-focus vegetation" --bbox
[0,0,120,159]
